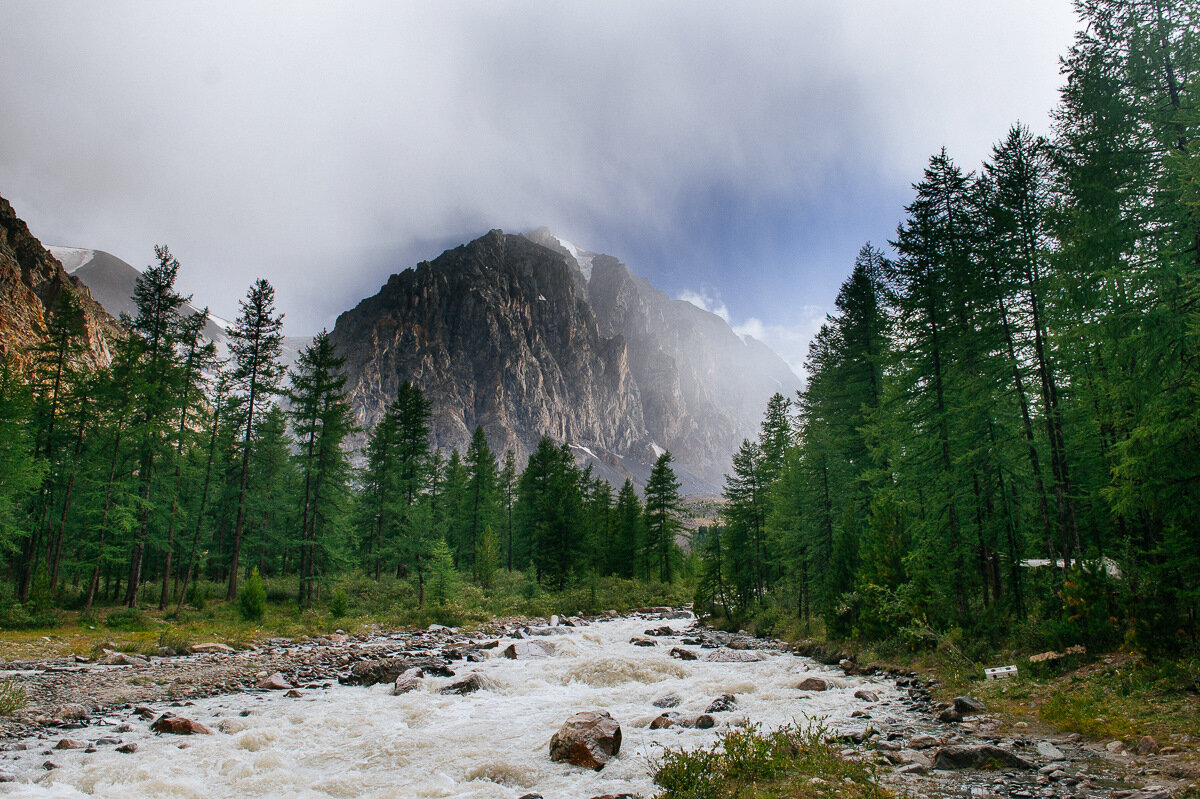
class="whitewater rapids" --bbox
[2,615,911,798]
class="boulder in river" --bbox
[706,694,737,713]
[668,647,696,661]
[630,636,656,647]
[797,676,829,691]
[853,689,879,702]
[393,667,424,695]
[439,673,495,695]
[151,714,212,735]
[644,626,673,636]
[53,739,86,750]
[503,640,553,660]
[652,693,682,709]
[932,744,1033,771]
[702,648,762,663]
[549,710,622,770]
[952,696,986,715]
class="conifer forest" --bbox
[0,0,1197,667]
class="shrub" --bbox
[653,723,892,799]
[186,580,210,611]
[0,679,26,715]
[104,606,150,631]
[328,587,349,619]
[238,567,267,622]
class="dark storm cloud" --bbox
[0,1,1078,372]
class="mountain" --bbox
[329,229,800,492]
[47,246,311,369]
[0,194,121,367]
[48,246,232,343]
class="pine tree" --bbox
[612,479,643,579]
[463,426,500,576]
[644,451,683,583]
[288,330,354,606]
[0,355,45,561]
[226,278,284,600]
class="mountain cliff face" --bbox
[0,195,120,367]
[330,229,800,492]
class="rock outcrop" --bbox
[0,195,120,367]
[329,229,799,491]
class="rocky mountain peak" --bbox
[331,229,800,492]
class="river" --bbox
[2,614,918,798]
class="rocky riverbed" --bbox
[0,609,1194,797]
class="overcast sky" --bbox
[1,1,1080,375]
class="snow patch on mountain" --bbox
[569,443,598,459]
[557,238,594,282]
[47,246,96,274]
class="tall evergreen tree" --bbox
[644,451,683,583]
[226,278,284,600]
[288,331,354,606]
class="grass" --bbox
[966,653,1200,745]
[705,607,1200,757]
[0,679,27,715]
[0,569,695,662]
[653,723,894,799]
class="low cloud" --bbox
[680,289,823,380]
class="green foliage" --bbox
[105,606,151,631]
[238,567,267,621]
[328,586,349,619]
[653,723,892,799]
[474,524,498,588]
[0,679,27,716]
[427,538,458,606]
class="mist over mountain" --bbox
[330,229,800,492]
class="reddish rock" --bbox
[649,714,675,729]
[284,689,303,698]
[116,743,138,754]
[797,676,829,691]
[151,714,212,735]
[53,739,87,750]
[549,710,622,770]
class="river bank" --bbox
[0,609,1194,797]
